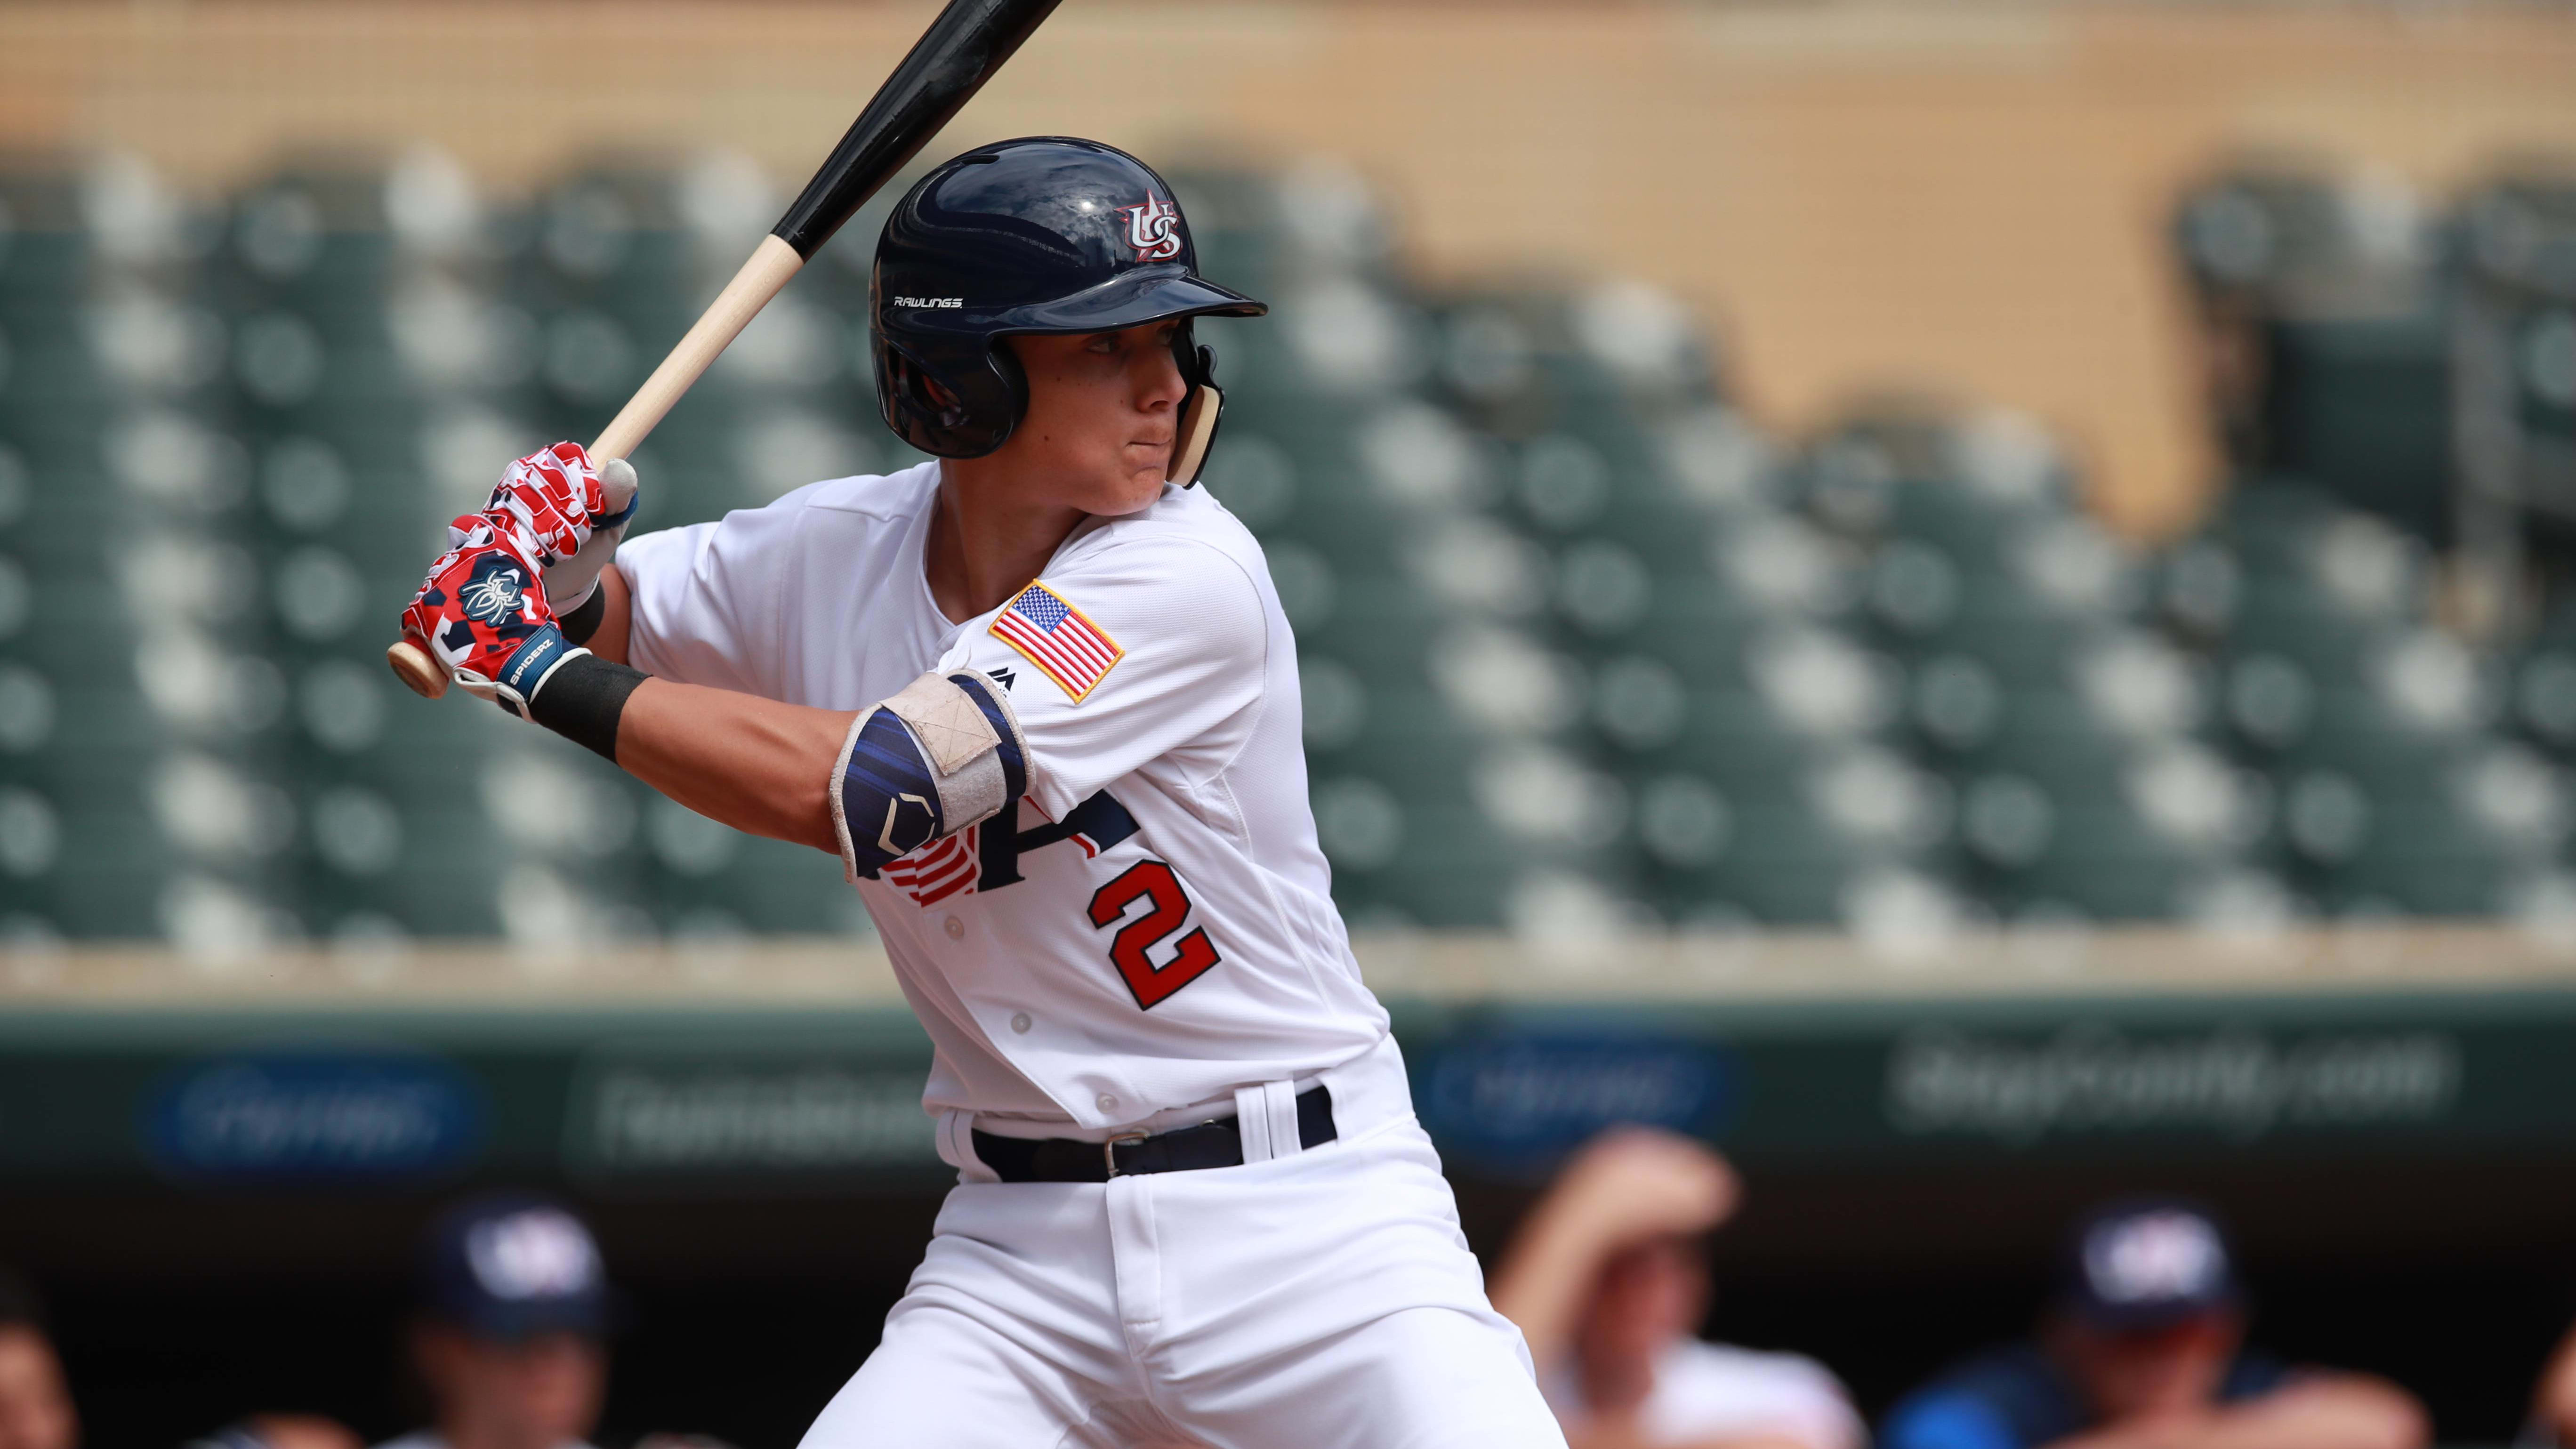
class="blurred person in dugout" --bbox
[379,1194,612,1449]
[2520,1311,2576,1444]
[187,1418,362,1449]
[1880,1200,2427,1449]
[1489,1128,1865,1449]
[0,1267,73,1449]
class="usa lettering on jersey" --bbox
[878,792,1142,907]
[875,791,1223,1010]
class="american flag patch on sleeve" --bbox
[990,581,1123,701]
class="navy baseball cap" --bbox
[419,1193,612,1340]
[2057,1200,2240,1330]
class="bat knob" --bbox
[600,456,639,513]
[387,640,450,700]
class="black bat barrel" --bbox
[770,0,1065,259]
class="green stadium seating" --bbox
[13,145,2576,944]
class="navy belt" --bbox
[973,1085,1336,1183]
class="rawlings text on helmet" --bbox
[1119,197,1184,263]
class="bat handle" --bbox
[388,238,806,703]
[593,234,805,463]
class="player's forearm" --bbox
[612,677,854,853]
[572,561,635,666]
[1491,1131,1740,1377]
[1486,1199,1611,1375]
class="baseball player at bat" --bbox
[399,137,1568,1448]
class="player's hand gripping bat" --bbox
[387,0,1065,700]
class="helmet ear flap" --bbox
[982,337,1030,455]
[872,337,924,451]
[905,357,967,429]
[873,332,1025,459]
[1167,339,1226,489]
[875,338,963,455]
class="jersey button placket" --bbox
[942,915,965,941]
[1010,1012,1032,1034]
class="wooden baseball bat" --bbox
[389,0,1065,700]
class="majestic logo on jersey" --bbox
[1118,196,1184,263]
[986,667,1016,692]
[873,792,1141,907]
[990,582,1123,702]
[457,560,528,626]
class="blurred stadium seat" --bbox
[8,141,2576,952]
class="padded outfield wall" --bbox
[5,932,2576,1441]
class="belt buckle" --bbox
[1103,1130,1150,1179]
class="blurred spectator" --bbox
[188,1417,363,1449]
[379,1194,612,1449]
[1880,1201,2427,1449]
[1490,1128,1864,1449]
[0,1267,74,1449]
[2526,1320,2576,1445]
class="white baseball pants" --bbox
[797,1041,1567,1449]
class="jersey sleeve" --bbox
[615,497,806,697]
[941,534,1269,822]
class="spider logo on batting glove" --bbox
[457,562,530,627]
[401,542,580,719]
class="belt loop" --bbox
[1258,1079,1303,1161]
[938,1110,1000,1184]
[1231,1084,1275,1164]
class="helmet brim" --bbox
[904,264,1267,337]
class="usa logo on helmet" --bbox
[1118,197,1184,263]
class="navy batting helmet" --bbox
[869,137,1267,475]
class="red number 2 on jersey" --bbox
[1086,861,1222,1009]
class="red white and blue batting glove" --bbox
[461,441,632,572]
[402,441,642,716]
[399,538,582,719]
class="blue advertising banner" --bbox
[143,1048,485,1183]
[1418,1030,1734,1175]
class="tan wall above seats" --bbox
[6,0,2576,538]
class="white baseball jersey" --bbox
[616,462,1391,1132]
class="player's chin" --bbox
[1089,457,1171,514]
